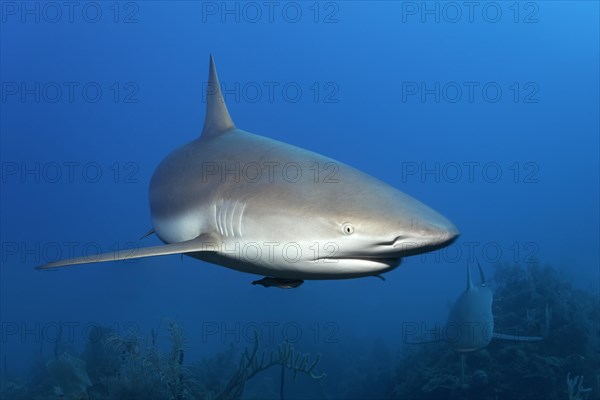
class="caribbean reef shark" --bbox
[408,261,544,351]
[37,56,459,287]
[407,261,546,382]
[447,261,544,352]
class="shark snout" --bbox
[423,216,460,246]
[392,211,459,255]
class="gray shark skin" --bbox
[36,55,459,281]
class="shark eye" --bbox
[342,223,354,235]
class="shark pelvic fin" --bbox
[201,55,235,137]
[35,233,217,270]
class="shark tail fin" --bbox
[35,234,217,270]
[201,54,235,137]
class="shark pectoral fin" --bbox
[492,332,543,342]
[35,234,218,270]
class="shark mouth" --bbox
[391,233,459,256]
[313,231,459,268]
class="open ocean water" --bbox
[1,2,599,399]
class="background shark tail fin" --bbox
[35,235,216,270]
[201,54,235,137]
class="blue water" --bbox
[1,2,598,399]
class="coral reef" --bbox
[2,262,597,399]
[97,321,190,399]
[0,380,28,400]
[3,320,325,399]
[215,333,326,400]
[392,263,600,400]
[46,352,92,398]
[567,372,592,400]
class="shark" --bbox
[406,261,545,382]
[445,261,544,352]
[406,261,544,351]
[36,55,460,287]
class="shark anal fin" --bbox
[492,332,543,342]
[35,234,218,270]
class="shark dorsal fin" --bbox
[201,55,234,137]
[466,261,473,290]
[477,260,486,286]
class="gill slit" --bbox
[215,198,246,238]
[214,201,223,236]
[237,202,247,237]
[225,200,237,238]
